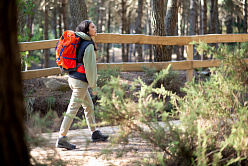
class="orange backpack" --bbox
[56,30,80,73]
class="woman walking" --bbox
[56,20,108,150]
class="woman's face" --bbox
[88,22,97,37]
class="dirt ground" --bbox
[30,124,162,166]
[23,71,186,165]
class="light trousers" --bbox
[59,77,96,136]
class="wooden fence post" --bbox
[186,44,193,82]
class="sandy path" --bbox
[30,125,156,166]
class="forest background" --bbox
[8,0,248,165]
[18,0,248,70]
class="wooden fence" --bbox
[19,34,248,81]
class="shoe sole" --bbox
[56,143,76,150]
[92,137,109,143]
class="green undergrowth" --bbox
[94,42,248,165]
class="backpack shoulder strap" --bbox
[76,39,94,63]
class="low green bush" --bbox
[95,43,248,165]
[97,65,121,88]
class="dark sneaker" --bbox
[55,136,76,150]
[91,130,109,142]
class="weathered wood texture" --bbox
[21,59,248,80]
[19,34,248,81]
[19,34,248,51]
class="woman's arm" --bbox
[83,44,97,89]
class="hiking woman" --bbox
[56,20,108,150]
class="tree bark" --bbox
[121,0,128,62]
[152,0,167,62]
[189,0,197,35]
[165,0,178,60]
[209,0,218,34]
[52,4,58,39]
[106,1,112,63]
[0,0,31,165]
[177,0,184,61]
[148,0,153,62]
[244,0,247,33]
[200,0,207,34]
[62,0,68,31]
[68,0,88,30]
[135,0,144,62]
[44,0,49,68]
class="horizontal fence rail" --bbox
[19,34,248,80]
[21,60,223,80]
[19,34,248,51]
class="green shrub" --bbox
[142,65,157,78]
[95,43,248,165]
[97,65,121,88]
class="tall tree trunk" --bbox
[201,0,207,34]
[98,0,105,62]
[96,1,100,32]
[98,0,105,33]
[215,0,220,34]
[210,0,218,34]
[58,0,62,36]
[189,0,197,35]
[68,0,88,30]
[238,16,241,33]
[190,0,199,60]
[225,13,233,34]
[135,0,144,62]
[44,0,49,68]
[0,0,30,165]
[165,0,178,60]
[152,0,167,62]
[200,0,208,60]
[121,0,128,62]
[244,0,247,33]
[62,0,68,31]
[177,0,184,61]
[126,10,131,62]
[148,0,153,62]
[106,1,112,63]
[25,1,35,70]
[52,4,58,39]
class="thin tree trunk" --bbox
[148,1,153,62]
[210,0,217,34]
[200,0,208,60]
[177,0,184,61]
[62,0,68,31]
[0,0,31,165]
[215,0,220,34]
[96,1,100,32]
[190,0,199,60]
[58,0,62,36]
[106,1,111,63]
[136,0,144,62]
[52,5,57,39]
[44,0,49,68]
[165,0,178,60]
[126,10,131,62]
[189,0,197,35]
[98,0,105,62]
[25,1,35,70]
[121,0,128,62]
[244,0,247,33]
[201,0,207,34]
